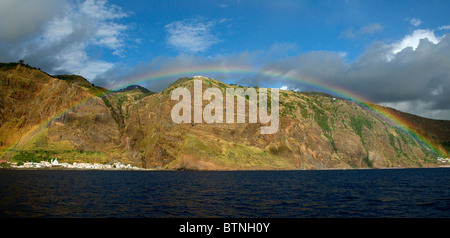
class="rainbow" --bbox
[112,64,373,103]
[5,65,444,157]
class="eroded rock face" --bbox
[1,65,447,170]
[121,76,442,170]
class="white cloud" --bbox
[165,18,221,53]
[438,25,450,30]
[79,0,128,20]
[78,0,129,55]
[53,43,114,80]
[386,29,441,61]
[408,18,424,27]
[42,16,74,44]
[0,0,129,81]
[94,22,128,54]
[338,51,348,58]
[279,85,302,92]
[431,86,443,96]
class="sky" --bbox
[0,0,449,120]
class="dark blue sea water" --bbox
[0,168,449,218]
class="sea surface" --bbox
[0,168,449,218]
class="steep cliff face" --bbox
[121,76,443,170]
[0,64,448,170]
[0,63,125,164]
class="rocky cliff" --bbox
[1,63,448,170]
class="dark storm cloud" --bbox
[240,34,450,119]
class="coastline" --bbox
[0,160,156,171]
[1,164,448,172]
[0,167,159,171]
[1,156,448,172]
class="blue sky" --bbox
[108,0,450,61]
[0,0,450,119]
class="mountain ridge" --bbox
[0,63,448,170]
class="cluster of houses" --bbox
[9,158,142,170]
[437,157,450,164]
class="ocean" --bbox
[0,168,449,218]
